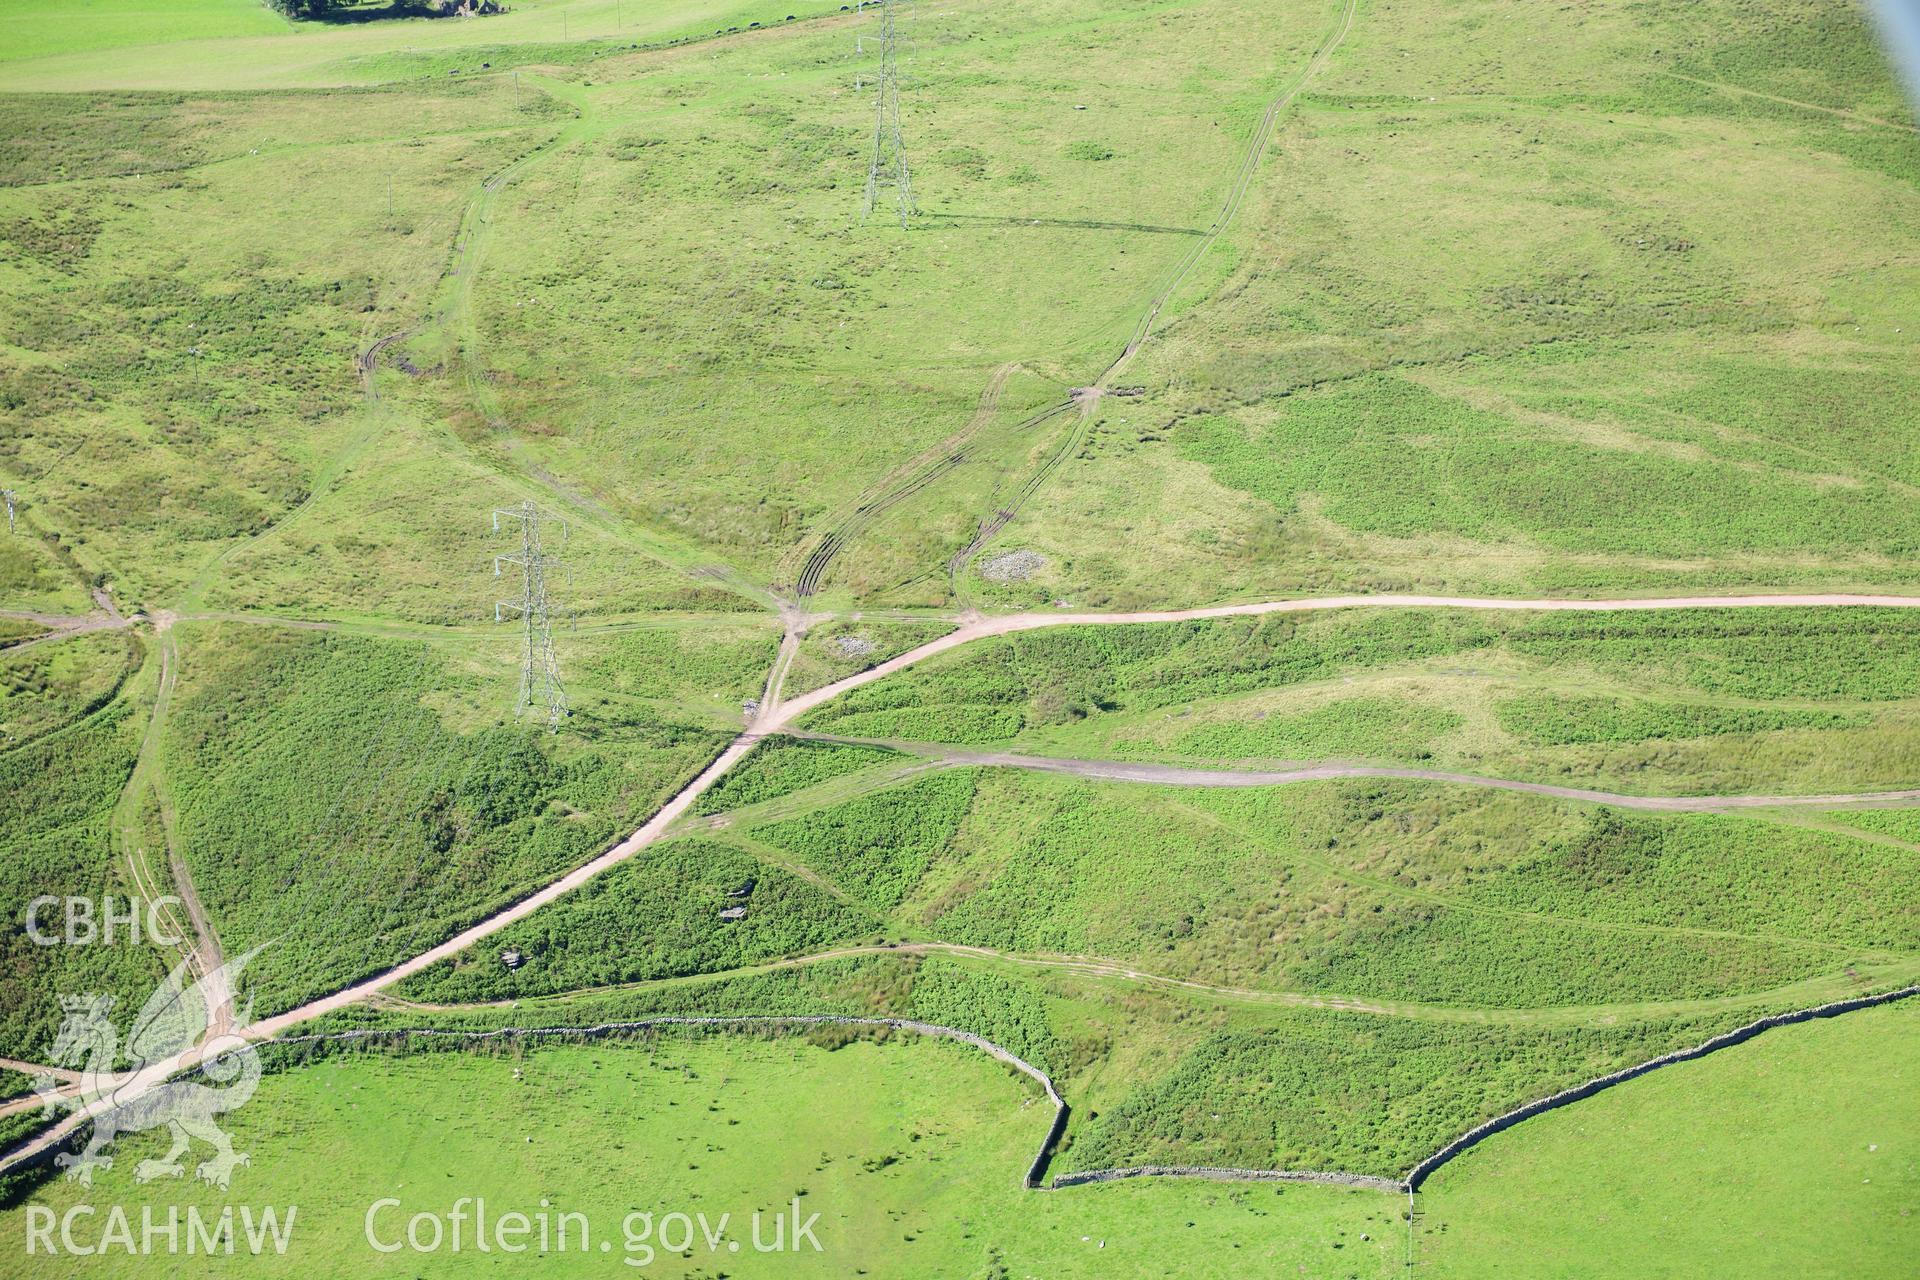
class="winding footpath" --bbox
[0,600,133,653]
[804,0,1361,601]
[793,731,1920,813]
[9,0,1920,1208]
[378,940,1920,1030]
[8,587,1920,1177]
[772,590,1920,723]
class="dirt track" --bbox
[380,940,1920,1030]
[793,732,1920,813]
[945,0,1362,586]
[14,583,1919,1175]
[769,590,1920,727]
[0,607,133,652]
[7,0,1920,1179]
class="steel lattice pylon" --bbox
[492,501,569,731]
[860,0,917,228]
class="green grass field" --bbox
[358,940,1852,1184]
[9,0,1910,611]
[0,0,290,66]
[1418,999,1920,1278]
[0,1032,1404,1278]
[0,0,1912,1274]
[0,0,829,87]
[379,749,1919,1179]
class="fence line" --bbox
[10,986,1913,1198]
[1401,982,1920,1189]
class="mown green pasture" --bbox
[0,1032,1404,1278]
[1418,998,1919,1278]
[0,0,827,89]
[0,0,289,67]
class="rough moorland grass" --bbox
[779,618,956,697]
[0,4,1908,1269]
[1171,694,1466,760]
[360,951,1065,1080]
[397,837,876,1004]
[420,759,1912,1015]
[161,622,734,1015]
[0,627,139,750]
[0,80,560,607]
[801,610,1498,741]
[1830,809,1920,846]
[1448,806,1920,951]
[11,0,1904,617]
[1196,780,1920,964]
[751,769,978,913]
[800,607,1920,753]
[790,606,1920,799]
[439,0,1332,600]
[690,735,905,817]
[0,1034,1404,1279]
[0,677,157,1059]
[0,534,90,614]
[1173,372,1920,560]
[1490,692,1863,745]
[1418,999,1920,1279]
[1057,1011,1732,1179]
[1062,681,1920,803]
[1172,780,1878,1000]
[565,619,779,727]
[194,412,763,623]
[995,0,1920,607]
[4,0,1916,615]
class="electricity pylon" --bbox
[860,0,916,228]
[491,501,569,731]
[1,490,14,534]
